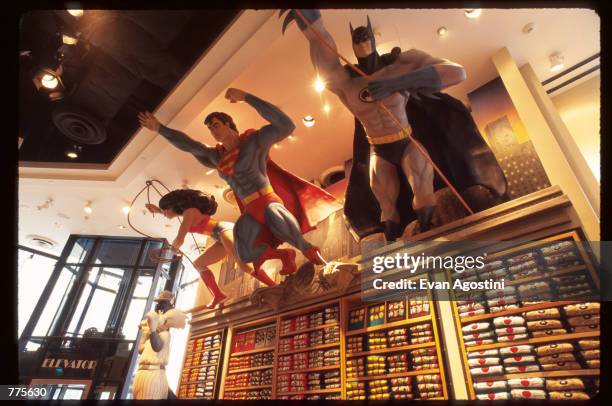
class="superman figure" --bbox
[139,88,340,307]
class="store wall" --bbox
[551,75,601,182]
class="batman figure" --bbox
[282,10,508,241]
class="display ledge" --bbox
[227,364,274,374]
[505,265,588,287]
[482,237,575,262]
[280,322,339,338]
[230,346,276,357]
[179,396,214,400]
[346,368,440,382]
[472,368,600,382]
[186,345,221,353]
[223,385,272,392]
[180,378,216,386]
[182,362,219,370]
[277,388,341,396]
[278,342,339,356]
[345,315,432,337]
[277,365,340,374]
[459,300,580,324]
[466,331,600,352]
[346,341,436,358]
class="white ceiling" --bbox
[18,8,600,255]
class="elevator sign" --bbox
[41,358,97,370]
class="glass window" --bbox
[120,271,154,341]
[66,238,95,264]
[65,267,102,337]
[92,240,141,266]
[140,240,164,267]
[31,266,79,338]
[40,383,87,400]
[74,268,126,335]
[166,260,199,393]
[17,249,57,337]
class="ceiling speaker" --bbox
[52,104,107,145]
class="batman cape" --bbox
[343,50,508,241]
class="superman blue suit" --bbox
[158,93,340,275]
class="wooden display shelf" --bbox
[182,362,219,370]
[467,331,600,352]
[505,265,587,286]
[460,300,580,324]
[276,365,340,374]
[185,345,221,353]
[180,378,216,386]
[223,384,272,392]
[345,315,431,337]
[346,342,436,358]
[472,368,600,382]
[482,238,575,262]
[230,346,276,357]
[227,364,273,374]
[346,368,440,382]
[278,342,339,356]
[277,388,341,396]
[279,322,339,338]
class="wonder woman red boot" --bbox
[199,268,227,309]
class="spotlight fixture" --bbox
[549,52,565,72]
[68,9,84,17]
[302,115,315,128]
[314,77,325,93]
[323,103,331,113]
[464,9,482,19]
[84,202,93,214]
[122,205,131,215]
[32,68,65,101]
[41,74,59,89]
[437,26,448,37]
[65,145,82,159]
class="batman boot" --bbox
[383,221,404,242]
[415,205,435,233]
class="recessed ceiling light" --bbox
[68,9,84,17]
[323,103,331,113]
[549,52,565,72]
[62,34,78,45]
[41,74,59,89]
[288,135,295,140]
[65,145,82,159]
[273,144,280,149]
[437,26,448,37]
[464,9,482,19]
[303,116,315,127]
[84,202,92,214]
[118,225,126,230]
[122,205,131,215]
[314,77,325,93]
